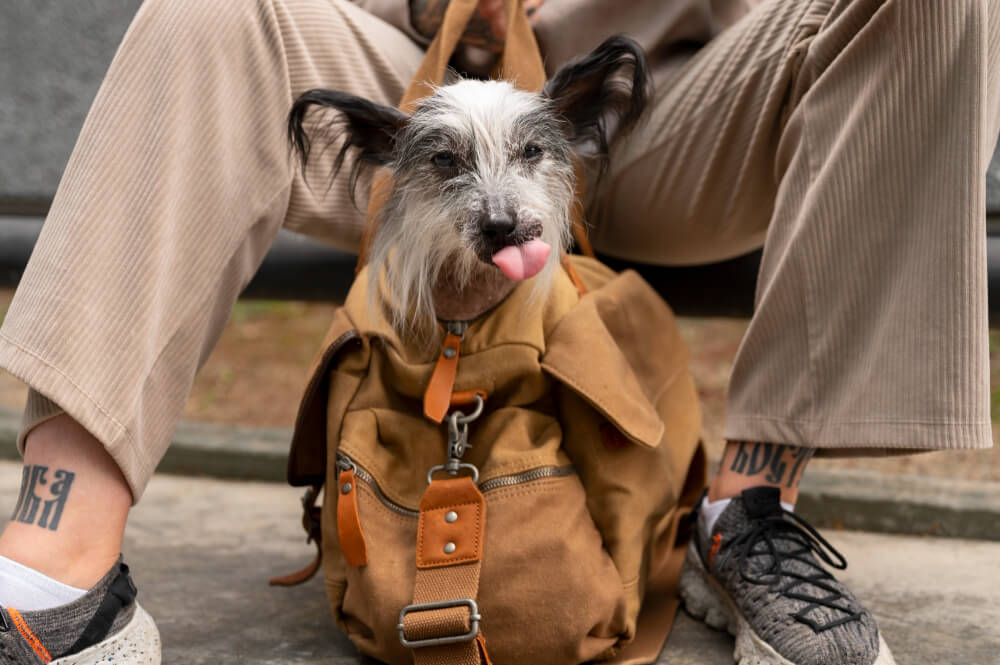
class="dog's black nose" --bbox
[482,213,516,244]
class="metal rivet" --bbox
[443,542,457,554]
[445,511,458,523]
[443,347,457,359]
[340,482,353,494]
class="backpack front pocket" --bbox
[328,454,631,665]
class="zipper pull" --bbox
[335,453,357,474]
[423,321,467,423]
[336,465,368,567]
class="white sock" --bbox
[698,496,731,538]
[698,496,797,538]
[0,555,87,611]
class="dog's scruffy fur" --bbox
[289,36,649,340]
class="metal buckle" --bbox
[426,462,479,485]
[398,598,481,648]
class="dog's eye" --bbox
[523,144,543,161]
[432,151,457,169]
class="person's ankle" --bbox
[707,479,800,505]
[1,414,132,589]
[0,527,119,590]
[698,488,799,538]
[707,440,814,505]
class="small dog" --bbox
[289,36,649,338]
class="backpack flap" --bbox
[541,268,688,450]
[542,266,701,475]
[541,267,704,662]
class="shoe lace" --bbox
[720,509,864,633]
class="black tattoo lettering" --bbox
[729,442,813,488]
[12,465,75,531]
[787,447,815,488]
[764,444,789,484]
[745,444,772,475]
[730,441,750,473]
[40,470,75,529]
[12,467,29,521]
[730,441,774,475]
[14,466,46,524]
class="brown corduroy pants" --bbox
[1,0,998,499]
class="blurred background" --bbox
[2,1,998,481]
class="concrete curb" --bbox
[794,468,1000,541]
[0,406,291,482]
[3,406,999,540]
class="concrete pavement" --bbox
[2,460,998,664]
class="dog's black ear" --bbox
[288,89,409,182]
[543,35,650,160]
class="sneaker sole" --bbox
[678,542,896,665]
[51,603,161,665]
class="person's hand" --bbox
[411,0,545,53]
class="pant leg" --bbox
[592,0,1000,452]
[0,0,424,500]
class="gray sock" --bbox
[1,556,135,661]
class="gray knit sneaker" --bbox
[679,487,896,665]
[0,560,160,664]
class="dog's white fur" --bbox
[368,80,575,337]
[289,35,648,343]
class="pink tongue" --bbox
[491,239,551,281]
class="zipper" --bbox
[336,453,573,518]
[478,466,574,492]
[337,454,418,518]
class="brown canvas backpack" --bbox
[275,2,706,663]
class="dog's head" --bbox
[289,36,649,334]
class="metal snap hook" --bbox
[427,463,480,485]
[454,394,485,425]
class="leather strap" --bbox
[401,477,490,665]
[357,176,392,273]
[561,253,588,296]
[423,333,464,423]
[336,468,369,567]
[449,389,487,409]
[570,159,595,258]
[270,485,324,586]
[268,551,321,587]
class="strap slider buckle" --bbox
[398,598,481,648]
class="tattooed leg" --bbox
[708,441,816,504]
[0,414,131,589]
